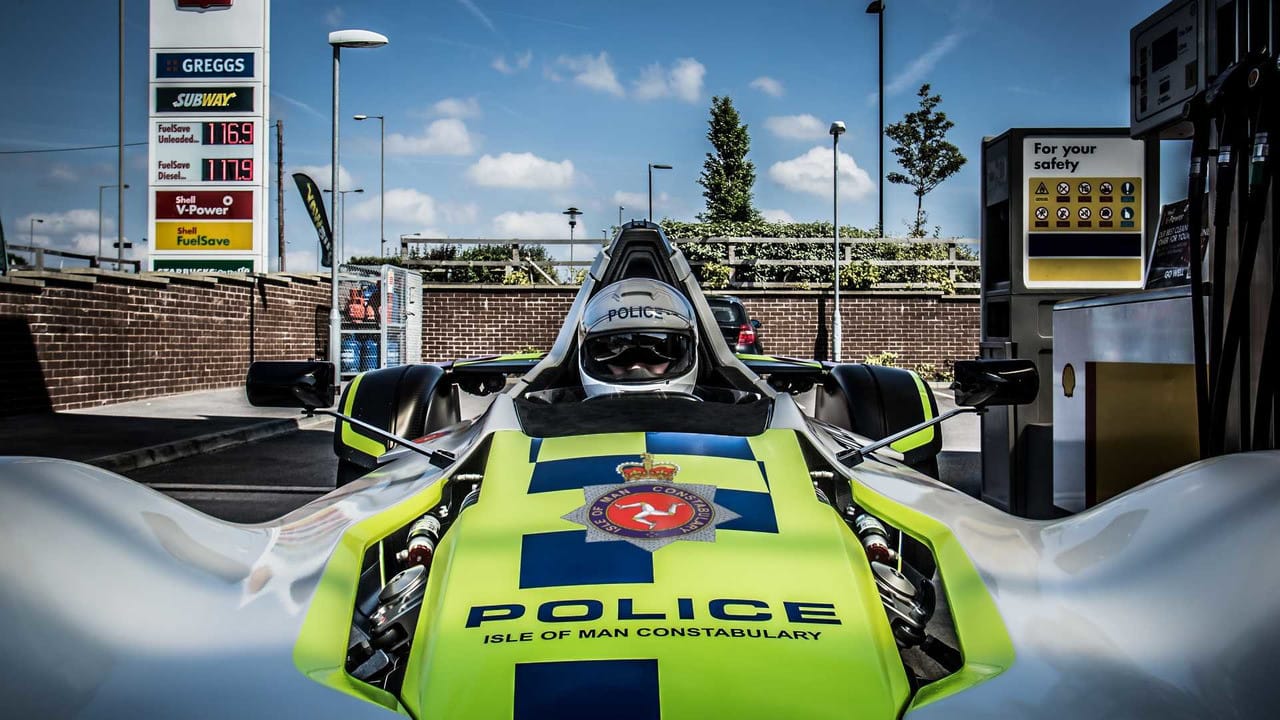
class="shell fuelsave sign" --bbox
[147,0,269,273]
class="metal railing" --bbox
[396,235,979,292]
[8,244,141,273]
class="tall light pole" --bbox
[648,163,672,221]
[30,217,44,245]
[619,205,624,226]
[563,206,581,281]
[328,29,388,372]
[830,121,847,363]
[117,0,125,268]
[866,1,885,237]
[98,183,129,266]
[353,114,385,256]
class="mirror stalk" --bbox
[838,407,985,468]
[304,407,456,468]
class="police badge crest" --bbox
[562,454,740,552]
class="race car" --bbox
[2,222,1279,719]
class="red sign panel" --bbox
[155,191,253,221]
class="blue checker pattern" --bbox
[645,431,755,460]
[528,455,636,494]
[715,488,779,533]
[520,531,654,588]
[515,659,660,720]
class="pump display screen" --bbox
[1151,29,1178,71]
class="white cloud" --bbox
[293,164,355,192]
[633,58,705,103]
[16,210,139,263]
[323,7,344,27]
[556,52,623,96]
[750,76,785,97]
[385,119,475,156]
[433,97,481,118]
[769,146,874,200]
[492,211,574,239]
[457,0,497,34]
[442,202,479,225]
[760,208,795,223]
[49,164,78,182]
[613,190,668,209]
[765,114,828,141]
[492,50,532,74]
[884,31,964,96]
[466,152,575,189]
[350,188,437,226]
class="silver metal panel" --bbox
[1052,287,1193,510]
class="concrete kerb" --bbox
[90,413,330,474]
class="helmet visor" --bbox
[582,331,694,383]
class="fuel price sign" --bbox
[151,119,257,186]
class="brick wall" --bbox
[1,272,329,415]
[1,272,978,415]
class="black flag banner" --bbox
[292,172,333,268]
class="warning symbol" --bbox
[1099,207,1113,221]
[1078,207,1092,220]
[1121,207,1135,220]
[1056,182,1071,196]
[1121,181,1135,196]
[1077,181,1092,195]
[1099,182,1114,195]
[1035,182,1049,195]
[1035,206,1049,220]
[1056,207,1071,221]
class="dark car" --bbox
[707,295,763,354]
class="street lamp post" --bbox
[98,183,129,267]
[563,207,582,282]
[326,188,365,243]
[30,217,44,245]
[353,114,385,256]
[328,29,388,373]
[619,206,624,227]
[648,163,672,221]
[866,1,885,237]
[830,121,847,363]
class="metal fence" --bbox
[396,236,979,292]
[7,244,141,273]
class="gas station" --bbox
[977,0,1280,518]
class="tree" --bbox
[698,96,761,223]
[885,84,966,236]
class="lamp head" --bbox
[328,30,389,48]
[650,163,673,170]
[865,1,885,13]
[829,121,847,136]
[353,114,368,120]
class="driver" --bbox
[578,278,698,398]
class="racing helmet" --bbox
[578,278,699,398]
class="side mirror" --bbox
[952,359,1038,408]
[246,361,337,409]
[751,319,762,329]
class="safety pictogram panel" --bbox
[1023,136,1146,289]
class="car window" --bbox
[708,300,738,324]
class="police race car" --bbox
[2,222,1278,718]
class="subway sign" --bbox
[156,52,254,79]
[154,86,254,113]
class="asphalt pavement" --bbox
[0,383,980,523]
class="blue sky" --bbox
[1,0,1184,271]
